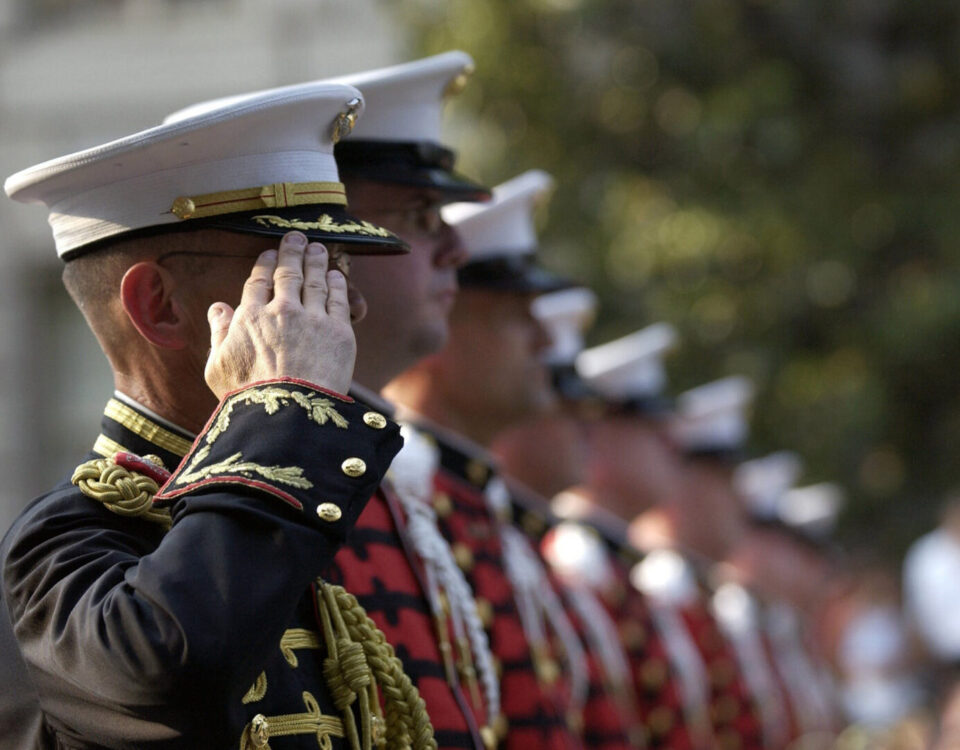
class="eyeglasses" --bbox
[372,204,446,239]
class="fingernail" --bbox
[286,232,307,246]
[307,243,326,255]
[261,249,277,260]
[208,304,223,318]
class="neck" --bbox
[113,366,216,436]
[384,367,501,447]
[627,508,679,553]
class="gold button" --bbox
[480,725,498,750]
[521,512,546,537]
[465,459,489,486]
[170,196,196,219]
[711,695,739,725]
[536,655,560,686]
[317,503,342,522]
[641,658,667,690]
[432,491,453,518]
[363,411,387,429]
[249,714,270,748]
[452,542,473,571]
[475,597,494,628]
[710,657,736,688]
[647,706,674,736]
[341,457,367,477]
[717,728,742,750]
[493,713,508,739]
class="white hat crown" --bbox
[442,169,555,260]
[6,83,368,257]
[531,287,599,365]
[672,375,754,452]
[575,322,678,402]
[164,51,475,148]
[734,451,804,520]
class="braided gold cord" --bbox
[72,457,171,529]
[318,581,437,750]
[317,585,367,750]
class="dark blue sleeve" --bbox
[1,379,402,747]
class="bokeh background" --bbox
[3,0,960,563]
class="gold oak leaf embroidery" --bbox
[251,213,393,238]
[206,387,349,444]
[174,386,351,488]
[175,447,314,488]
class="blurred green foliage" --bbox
[392,0,960,557]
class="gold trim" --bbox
[331,98,362,144]
[239,692,344,750]
[93,433,129,458]
[242,672,268,704]
[104,399,193,456]
[250,214,394,238]
[170,181,347,220]
[444,63,475,98]
[280,628,322,668]
[175,446,312,489]
[206,387,348,444]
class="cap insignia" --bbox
[443,63,475,98]
[331,97,362,144]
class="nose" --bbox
[529,308,553,353]
[433,221,470,269]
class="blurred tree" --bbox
[392,0,960,557]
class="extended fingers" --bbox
[240,249,278,308]
[301,243,330,312]
[272,232,308,306]
[207,303,235,352]
[325,270,351,322]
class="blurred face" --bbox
[492,411,589,498]
[585,414,684,519]
[345,179,468,387]
[675,459,748,559]
[434,288,555,425]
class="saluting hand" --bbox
[204,231,356,398]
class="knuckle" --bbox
[245,276,271,289]
[271,298,300,317]
[274,268,302,283]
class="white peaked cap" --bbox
[778,482,844,538]
[904,530,960,659]
[672,375,754,453]
[5,83,404,258]
[734,451,804,521]
[531,287,599,365]
[326,50,474,143]
[575,323,678,402]
[165,51,475,146]
[442,169,554,260]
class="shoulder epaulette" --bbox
[72,452,172,529]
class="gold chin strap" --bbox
[170,181,347,220]
[315,580,437,750]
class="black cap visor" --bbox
[459,255,574,294]
[203,203,409,255]
[336,140,491,202]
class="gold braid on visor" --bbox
[170,182,347,220]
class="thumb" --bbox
[207,302,234,352]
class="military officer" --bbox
[166,54,550,749]
[0,84,420,748]
[384,171,650,749]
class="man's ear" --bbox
[120,261,190,349]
